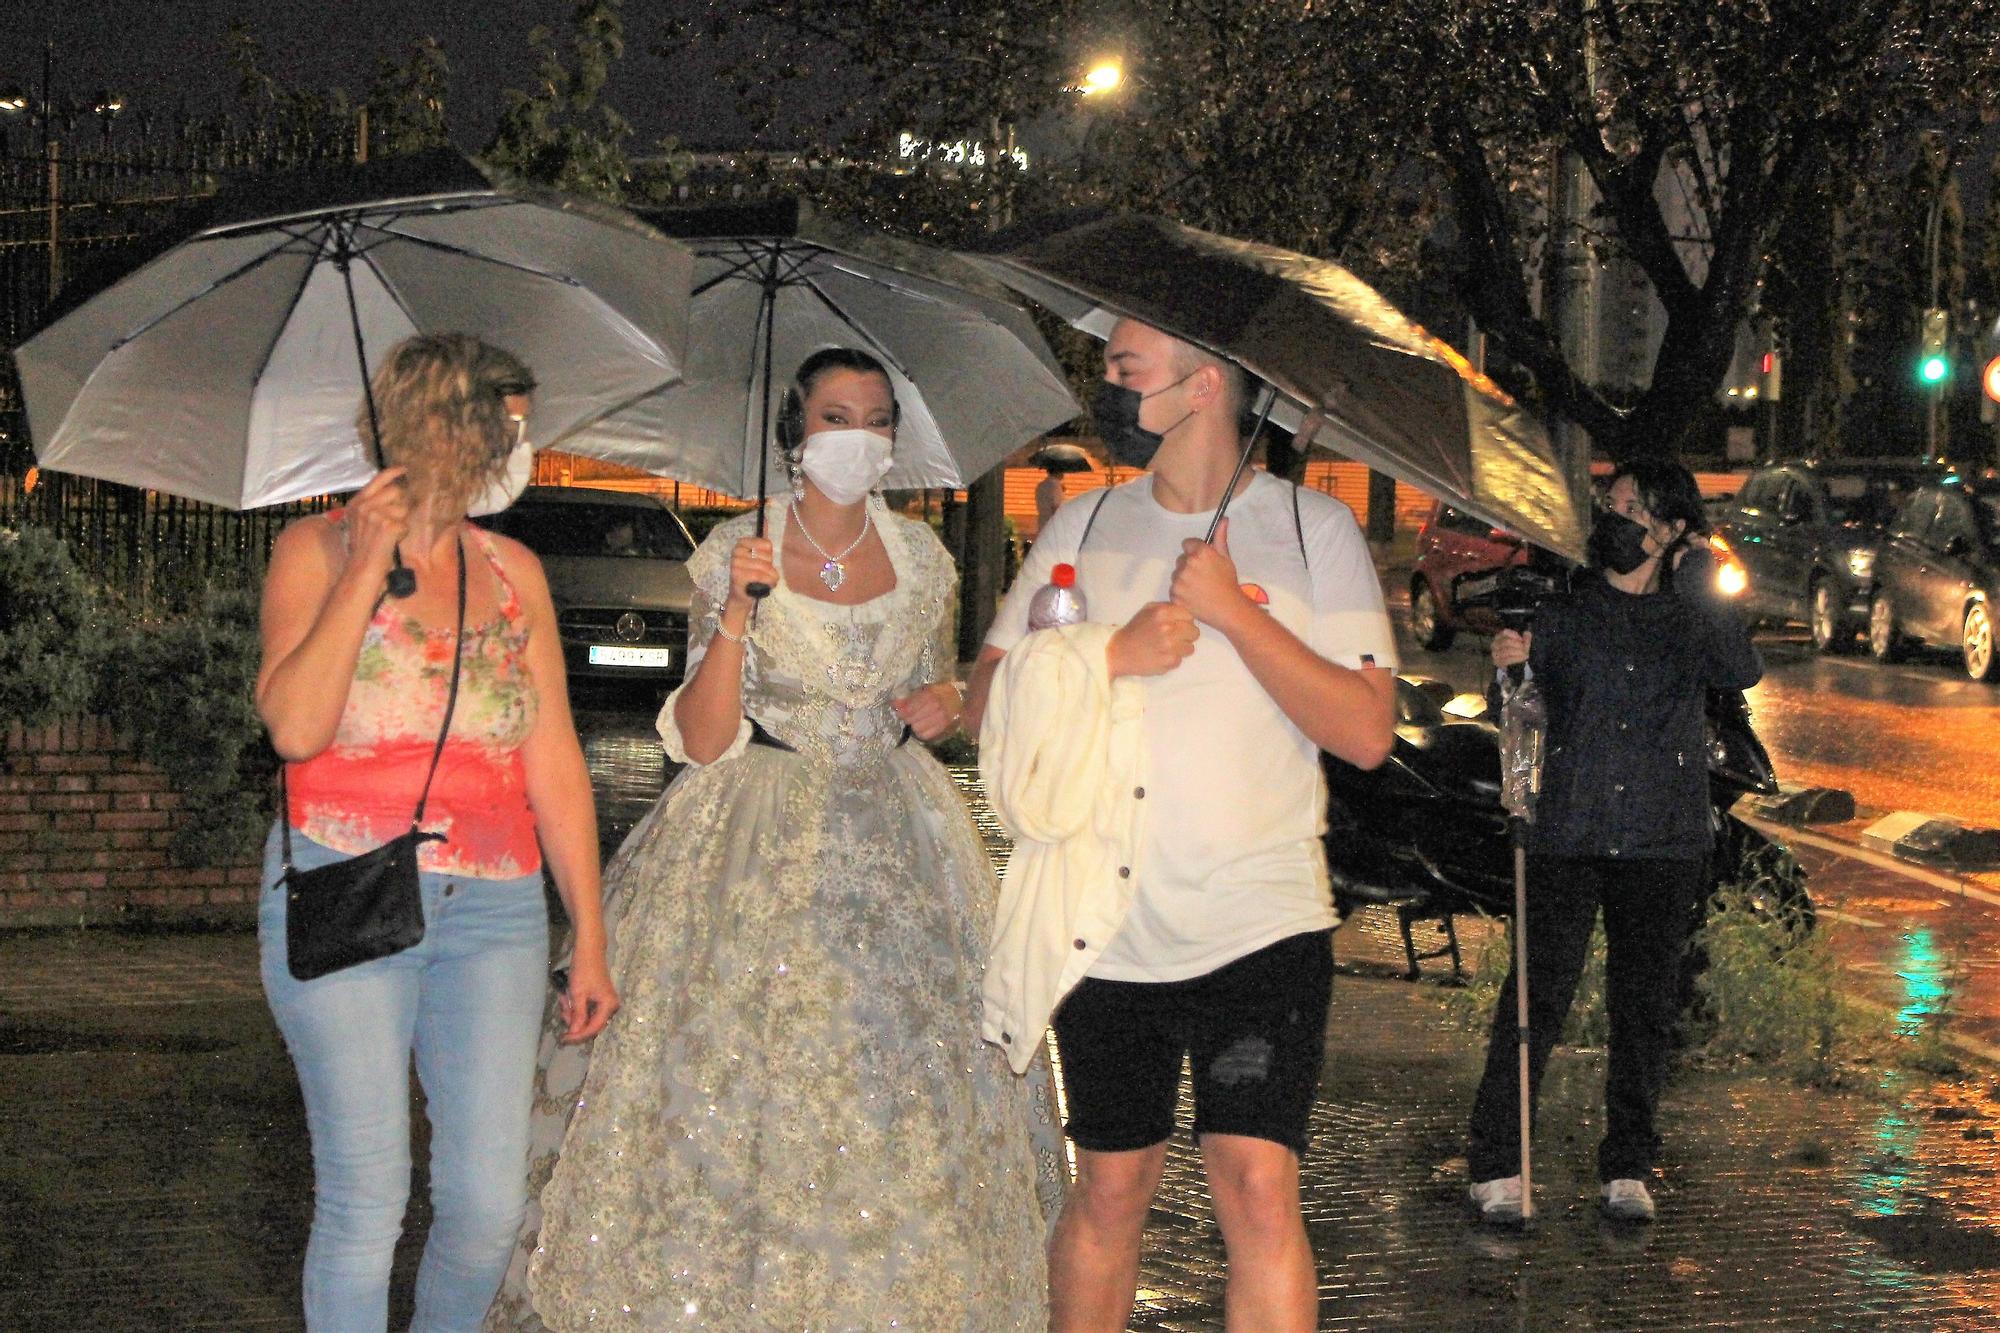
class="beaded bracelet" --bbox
[711,618,748,644]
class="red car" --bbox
[1408,502,1529,650]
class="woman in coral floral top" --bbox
[254,334,615,1332]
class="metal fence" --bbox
[1,119,360,606]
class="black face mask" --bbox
[1091,373,1195,469]
[1588,509,1654,574]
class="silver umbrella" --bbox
[966,213,1586,560]
[560,202,1079,501]
[18,148,692,511]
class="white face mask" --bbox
[466,432,534,517]
[799,428,894,505]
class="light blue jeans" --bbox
[259,824,549,1333]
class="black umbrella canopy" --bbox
[1030,442,1096,473]
[967,214,1587,560]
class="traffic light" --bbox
[1919,307,1950,384]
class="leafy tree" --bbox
[365,36,452,158]
[667,2,1422,281]
[1323,0,2000,459]
[485,0,636,201]
[222,18,357,156]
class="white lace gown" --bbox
[487,499,1063,1332]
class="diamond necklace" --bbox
[789,499,872,592]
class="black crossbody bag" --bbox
[278,537,466,982]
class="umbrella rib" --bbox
[353,239,423,335]
[198,192,499,240]
[692,242,770,296]
[361,212,585,288]
[792,275,916,381]
[106,232,311,350]
[249,227,334,379]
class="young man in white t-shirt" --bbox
[964,317,1397,1332]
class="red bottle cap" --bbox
[1051,563,1077,588]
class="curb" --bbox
[1860,811,2000,872]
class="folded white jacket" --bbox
[980,622,1149,1073]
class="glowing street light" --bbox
[1080,59,1123,96]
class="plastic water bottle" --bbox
[1027,562,1087,630]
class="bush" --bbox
[0,526,109,728]
[1439,832,1921,1088]
[1441,913,1608,1049]
[96,588,276,868]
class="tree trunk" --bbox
[1365,470,1397,543]
[956,470,1007,664]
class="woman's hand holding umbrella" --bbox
[345,467,412,589]
[725,537,780,624]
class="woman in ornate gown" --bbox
[487,349,1063,1332]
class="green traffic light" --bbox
[1920,355,1949,384]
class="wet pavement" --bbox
[9,691,2000,1329]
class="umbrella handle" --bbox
[386,551,417,600]
[746,581,772,599]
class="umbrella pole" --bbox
[1202,385,1278,545]
[335,226,415,599]
[744,252,780,601]
[1511,819,1535,1224]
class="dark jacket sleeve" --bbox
[1672,545,1763,691]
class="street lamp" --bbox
[1079,59,1124,97]
[92,91,124,144]
[0,83,27,156]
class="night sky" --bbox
[2,0,751,152]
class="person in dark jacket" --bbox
[1465,458,1762,1226]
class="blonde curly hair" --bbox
[357,334,536,516]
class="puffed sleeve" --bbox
[900,517,960,695]
[654,518,754,766]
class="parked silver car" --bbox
[475,486,697,682]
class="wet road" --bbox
[1401,621,2000,837]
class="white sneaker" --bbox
[1468,1175,1524,1223]
[1600,1177,1657,1222]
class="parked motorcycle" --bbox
[1324,565,1811,986]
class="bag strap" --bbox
[280,533,469,873]
[1071,488,1114,577]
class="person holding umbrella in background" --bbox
[256,334,616,1330]
[966,316,1397,1332]
[1465,459,1761,1227]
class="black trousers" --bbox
[1466,854,1703,1184]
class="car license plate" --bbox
[588,645,673,668]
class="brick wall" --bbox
[0,717,263,928]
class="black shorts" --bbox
[1050,929,1334,1156]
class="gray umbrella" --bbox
[17,149,692,511]
[966,214,1586,560]
[559,201,1079,500]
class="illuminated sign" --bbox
[898,132,1028,172]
